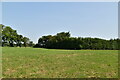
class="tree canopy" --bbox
[1,24,119,50]
[1,24,34,47]
[34,32,120,50]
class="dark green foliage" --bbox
[1,24,33,47]
[28,41,35,47]
[1,24,119,49]
[35,32,120,50]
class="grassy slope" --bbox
[2,47,118,78]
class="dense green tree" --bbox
[23,37,30,47]
[1,24,119,49]
[28,41,35,47]
[2,26,17,47]
[35,32,120,50]
[16,35,23,47]
[1,24,32,47]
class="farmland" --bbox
[2,47,118,78]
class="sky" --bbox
[2,2,118,43]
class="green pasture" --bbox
[2,47,118,78]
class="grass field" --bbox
[2,47,118,78]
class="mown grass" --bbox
[2,47,118,78]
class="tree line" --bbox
[34,32,120,50]
[1,24,119,50]
[0,24,34,47]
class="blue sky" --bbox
[2,2,118,43]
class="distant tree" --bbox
[23,37,30,47]
[28,41,35,47]
[1,24,119,50]
[1,24,33,47]
[16,35,23,47]
[2,26,18,47]
[36,32,120,50]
